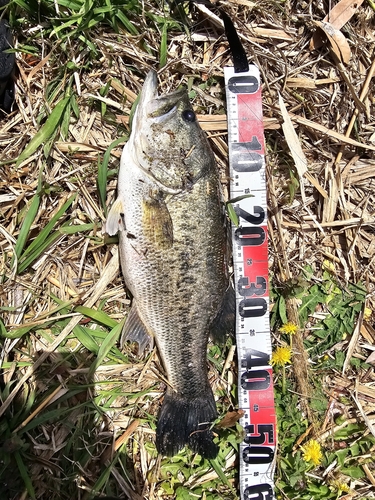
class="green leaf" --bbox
[227,194,254,204]
[334,422,363,440]
[307,484,330,495]
[340,466,365,479]
[279,295,288,324]
[78,33,97,53]
[16,96,71,166]
[70,92,80,118]
[60,99,72,139]
[226,202,239,227]
[175,486,196,499]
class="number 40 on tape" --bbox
[224,65,277,500]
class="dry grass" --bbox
[1,0,375,499]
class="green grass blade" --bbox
[70,92,80,118]
[160,22,168,68]
[20,194,76,260]
[12,194,40,263]
[93,6,112,15]
[2,323,46,340]
[17,231,62,274]
[60,99,72,139]
[50,18,80,38]
[209,458,237,496]
[90,454,114,494]
[20,400,87,434]
[98,135,128,214]
[227,194,254,204]
[115,10,139,35]
[55,0,83,9]
[88,319,124,377]
[16,96,71,166]
[0,361,32,369]
[75,305,118,329]
[59,222,95,234]
[12,0,42,14]
[73,324,100,354]
[77,33,97,53]
[14,451,36,499]
[1,308,74,339]
[0,318,7,337]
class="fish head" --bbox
[129,70,214,193]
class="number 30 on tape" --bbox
[224,65,277,500]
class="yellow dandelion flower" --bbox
[279,322,298,335]
[364,307,372,321]
[330,480,350,493]
[301,439,323,466]
[323,259,335,272]
[271,346,292,366]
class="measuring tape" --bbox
[224,65,277,499]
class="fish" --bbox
[106,70,232,458]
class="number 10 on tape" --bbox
[224,65,277,499]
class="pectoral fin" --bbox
[105,197,124,235]
[121,302,154,355]
[142,197,173,249]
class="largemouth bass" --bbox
[106,70,231,458]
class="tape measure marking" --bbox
[224,65,277,500]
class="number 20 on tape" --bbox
[224,65,277,500]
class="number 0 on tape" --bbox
[224,65,277,500]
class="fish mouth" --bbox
[134,70,186,126]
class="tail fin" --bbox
[156,390,218,458]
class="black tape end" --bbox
[220,9,249,73]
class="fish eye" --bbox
[182,109,196,122]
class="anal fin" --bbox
[209,285,235,343]
[121,303,154,355]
